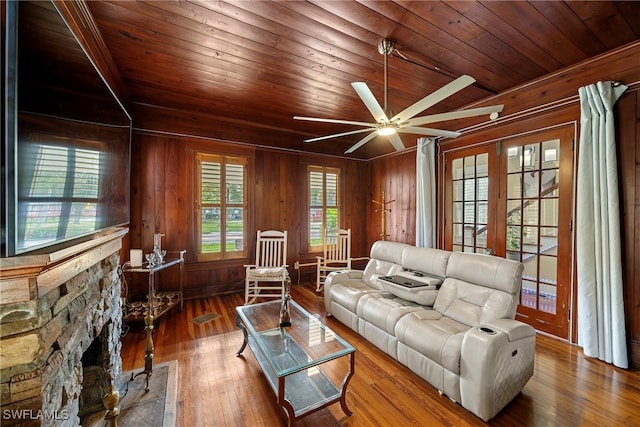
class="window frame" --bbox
[307,165,341,253]
[195,152,248,262]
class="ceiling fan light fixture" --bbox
[377,124,397,136]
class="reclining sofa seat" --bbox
[324,240,536,421]
[356,244,450,359]
[323,240,408,330]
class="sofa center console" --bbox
[380,271,442,289]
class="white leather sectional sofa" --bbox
[324,240,536,421]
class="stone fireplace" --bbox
[0,229,127,426]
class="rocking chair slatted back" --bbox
[257,231,287,267]
[325,229,351,265]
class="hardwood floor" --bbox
[120,283,640,426]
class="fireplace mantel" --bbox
[0,227,129,305]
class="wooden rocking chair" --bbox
[244,230,288,304]
[316,228,351,292]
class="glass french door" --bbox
[446,146,497,254]
[443,126,574,338]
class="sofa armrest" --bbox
[459,319,536,421]
[480,318,535,341]
[323,270,364,314]
[324,269,363,284]
[324,269,363,292]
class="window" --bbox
[196,153,247,261]
[308,166,340,252]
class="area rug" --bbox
[192,312,221,324]
[83,360,178,427]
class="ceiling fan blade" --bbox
[391,75,476,123]
[398,127,461,139]
[303,127,376,143]
[294,116,376,128]
[386,133,405,151]
[404,104,504,127]
[345,131,378,154]
[351,82,389,123]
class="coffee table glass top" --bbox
[236,299,354,377]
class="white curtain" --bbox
[416,137,436,247]
[576,81,628,369]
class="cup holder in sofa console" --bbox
[479,326,496,335]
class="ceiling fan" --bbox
[294,40,504,154]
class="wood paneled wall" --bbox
[617,89,640,368]
[127,132,369,299]
[368,151,418,245]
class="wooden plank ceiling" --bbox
[85,1,640,159]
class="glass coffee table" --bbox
[236,300,355,426]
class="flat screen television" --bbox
[2,1,132,257]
